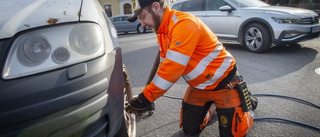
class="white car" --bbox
[171,0,320,52]
[0,0,135,137]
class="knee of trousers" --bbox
[180,101,212,135]
[217,106,253,137]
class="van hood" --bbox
[0,0,82,39]
[245,6,318,17]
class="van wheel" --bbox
[137,24,146,33]
[115,64,136,137]
[242,23,271,53]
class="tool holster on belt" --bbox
[221,65,258,112]
[229,75,258,112]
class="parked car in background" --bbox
[110,15,150,34]
[170,0,320,52]
[0,0,135,137]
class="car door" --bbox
[199,0,238,41]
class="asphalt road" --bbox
[119,32,320,137]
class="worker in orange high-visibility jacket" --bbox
[126,0,258,136]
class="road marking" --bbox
[316,68,320,75]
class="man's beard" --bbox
[150,9,161,33]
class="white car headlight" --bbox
[3,23,105,79]
[272,17,301,24]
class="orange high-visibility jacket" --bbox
[143,7,235,102]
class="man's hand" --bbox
[126,93,155,115]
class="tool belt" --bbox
[211,64,241,91]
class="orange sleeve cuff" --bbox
[143,82,167,102]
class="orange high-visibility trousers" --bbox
[180,82,253,137]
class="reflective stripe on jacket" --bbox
[143,7,235,102]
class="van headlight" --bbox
[69,24,103,55]
[18,35,52,66]
[3,23,105,79]
[272,17,301,24]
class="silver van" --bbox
[0,0,135,136]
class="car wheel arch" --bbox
[238,18,274,45]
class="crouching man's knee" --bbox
[180,101,212,135]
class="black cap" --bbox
[127,0,159,22]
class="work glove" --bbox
[126,93,155,115]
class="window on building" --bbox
[104,3,112,17]
[124,3,132,14]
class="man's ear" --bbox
[151,2,161,13]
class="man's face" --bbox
[137,6,161,33]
